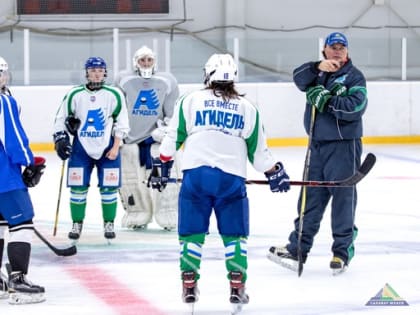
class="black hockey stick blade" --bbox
[297,251,304,277]
[246,153,376,187]
[34,228,77,257]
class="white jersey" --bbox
[159,89,276,178]
[53,84,130,160]
[114,70,179,144]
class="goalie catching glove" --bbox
[147,158,174,192]
[22,156,46,187]
[264,162,290,193]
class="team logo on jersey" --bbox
[334,74,348,84]
[79,108,106,138]
[132,89,160,116]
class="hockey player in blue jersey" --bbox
[0,56,47,304]
[53,57,130,242]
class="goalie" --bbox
[114,46,180,231]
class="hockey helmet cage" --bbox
[204,54,238,85]
[0,56,9,88]
[0,57,8,72]
[132,46,156,78]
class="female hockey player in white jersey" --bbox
[114,45,180,231]
[154,54,290,310]
[0,56,47,304]
[53,57,129,242]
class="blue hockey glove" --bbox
[331,83,347,96]
[147,158,174,192]
[22,156,46,187]
[265,162,290,193]
[306,85,332,113]
[53,131,72,160]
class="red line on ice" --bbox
[64,265,166,315]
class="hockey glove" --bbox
[22,156,46,187]
[331,83,347,96]
[147,158,174,192]
[265,162,290,193]
[65,115,81,136]
[306,85,332,113]
[53,131,72,160]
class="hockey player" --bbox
[267,32,368,275]
[152,54,290,309]
[0,56,46,304]
[53,57,130,242]
[114,45,180,231]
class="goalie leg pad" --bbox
[154,182,180,230]
[119,144,153,228]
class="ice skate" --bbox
[8,272,45,304]
[229,271,249,314]
[182,271,199,314]
[330,256,348,276]
[0,275,8,299]
[267,245,299,272]
[104,221,116,243]
[68,222,83,241]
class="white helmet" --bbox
[0,56,9,88]
[132,46,156,79]
[204,54,237,85]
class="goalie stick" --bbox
[246,153,376,187]
[34,228,77,257]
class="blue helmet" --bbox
[85,57,107,70]
[85,57,107,89]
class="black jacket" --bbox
[293,59,367,140]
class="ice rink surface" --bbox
[1,145,420,315]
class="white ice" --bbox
[1,145,420,315]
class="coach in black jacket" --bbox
[268,32,368,275]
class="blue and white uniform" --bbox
[160,88,276,235]
[53,84,129,187]
[0,93,35,226]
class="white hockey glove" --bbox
[151,118,170,143]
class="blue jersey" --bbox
[0,93,34,193]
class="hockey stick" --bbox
[53,160,66,236]
[245,153,376,187]
[296,105,316,277]
[34,228,77,257]
[168,153,376,188]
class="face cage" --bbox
[136,66,154,79]
[85,68,107,88]
[0,71,8,88]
